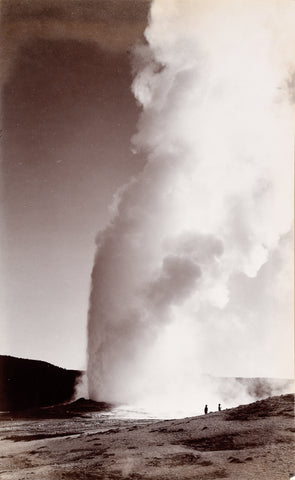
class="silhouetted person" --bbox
[218,403,221,411]
[204,404,208,414]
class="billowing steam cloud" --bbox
[88,0,294,416]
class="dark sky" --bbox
[1,0,150,369]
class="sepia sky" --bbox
[0,0,150,369]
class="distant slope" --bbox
[0,355,81,411]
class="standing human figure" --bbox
[204,404,208,415]
[218,403,221,411]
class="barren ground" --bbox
[0,394,294,480]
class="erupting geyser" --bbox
[87,0,295,416]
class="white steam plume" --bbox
[87,0,294,417]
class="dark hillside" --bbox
[0,355,81,411]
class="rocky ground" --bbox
[0,394,294,480]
